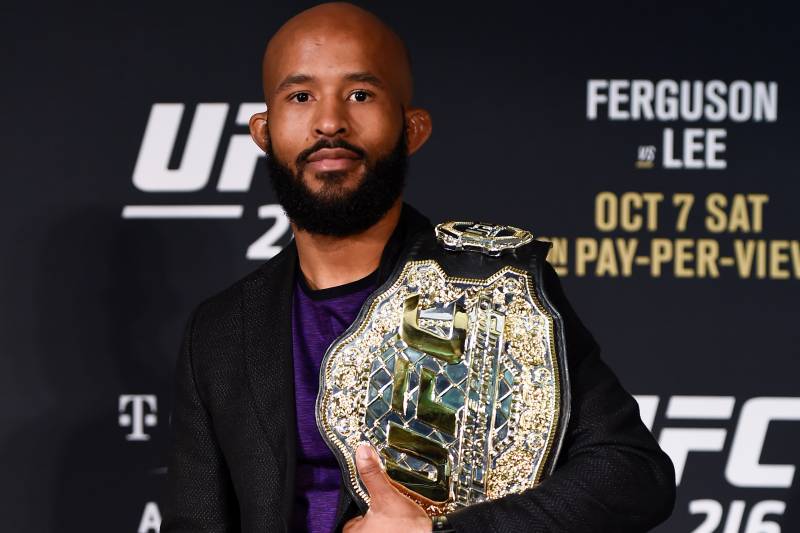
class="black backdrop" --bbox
[3,2,799,532]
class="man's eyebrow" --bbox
[273,72,384,94]
[344,72,384,87]
[274,73,314,94]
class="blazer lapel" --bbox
[242,241,298,523]
[240,203,433,530]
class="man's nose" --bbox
[313,98,349,138]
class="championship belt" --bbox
[316,221,570,517]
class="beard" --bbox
[265,125,408,237]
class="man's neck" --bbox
[292,200,403,290]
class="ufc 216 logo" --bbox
[124,103,290,260]
[635,395,799,533]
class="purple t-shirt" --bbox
[290,271,376,533]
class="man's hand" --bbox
[343,444,432,533]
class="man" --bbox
[162,3,676,532]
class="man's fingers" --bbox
[355,443,396,505]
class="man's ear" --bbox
[404,108,432,155]
[249,111,269,152]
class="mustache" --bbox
[295,138,367,167]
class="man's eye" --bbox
[348,90,372,102]
[291,92,311,103]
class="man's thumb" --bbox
[355,443,394,504]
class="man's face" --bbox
[263,29,409,235]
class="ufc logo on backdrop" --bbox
[118,394,158,441]
[635,396,799,533]
[634,395,800,488]
[122,103,291,260]
[132,103,264,193]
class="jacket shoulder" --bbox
[185,243,296,372]
[196,242,294,322]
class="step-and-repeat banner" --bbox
[3,2,798,532]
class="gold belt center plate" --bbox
[317,260,561,516]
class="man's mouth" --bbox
[305,147,362,173]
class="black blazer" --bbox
[162,204,676,533]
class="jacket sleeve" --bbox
[161,307,240,533]
[446,263,676,533]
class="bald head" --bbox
[248,2,432,234]
[262,2,413,106]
